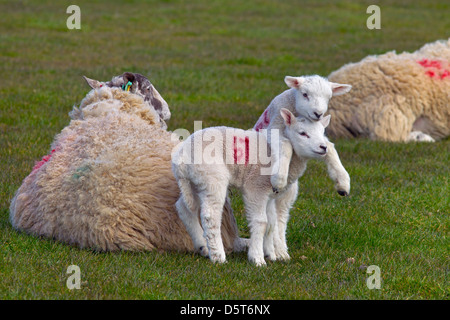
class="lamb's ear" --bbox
[83,76,102,89]
[330,82,352,96]
[320,114,331,128]
[284,76,305,89]
[280,108,297,127]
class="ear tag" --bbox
[122,81,132,92]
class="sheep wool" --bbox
[10,86,242,252]
[326,38,450,142]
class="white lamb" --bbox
[171,108,331,266]
[254,75,352,196]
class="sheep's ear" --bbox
[83,76,102,89]
[284,76,305,89]
[280,108,297,127]
[330,82,352,96]
[320,114,331,128]
[122,72,136,84]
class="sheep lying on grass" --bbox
[172,108,331,266]
[326,38,450,142]
[10,73,245,253]
[254,75,352,196]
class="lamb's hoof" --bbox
[271,174,287,192]
[276,250,291,261]
[264,253,277,262]
[253,260,267,267]
[337,190,348,196]
[249,256,267,267]
[209,251,227,264]
[198,246,209,257]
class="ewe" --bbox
[254,75,352,196]
[326,38,450,142]
[10,73,245,253]
[172,108,331,266]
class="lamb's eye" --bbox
[299,132,309,138]
[302,93,308,99]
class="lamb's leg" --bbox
[199,186,228,264]
[175,177,208,255]
[323,139,350,196]
[270,136,293,192]
[263,199,277,261]
[221,195,249,253]
[243,191,269,266]
[273,181,298,261]
[175,197,208,257]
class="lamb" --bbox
[254,75,352,196]
[9,72,246,253]
[326,38,450,142]
[172,108,331,266]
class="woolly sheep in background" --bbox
[326,38,450,142]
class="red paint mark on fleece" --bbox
[254,108,271,132]
[32,149,57,173]
[417,59,442,69]
[417,59,450,80]
[233,136,250,165]
[245,136,249,164]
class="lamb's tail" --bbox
[176,177,198,214]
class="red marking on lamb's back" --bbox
[233,136,250,165]
[263,109,270,124]
[417,58,450,79]
[245,136,249,164]
[254,107,271,132]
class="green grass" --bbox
[0,0,449,300]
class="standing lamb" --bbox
[172,108,331,266]
[254,75,352,196]
[326,38,450,142]
[9,72,246,253]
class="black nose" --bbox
[320,145,327,152]
[314,112,322,119]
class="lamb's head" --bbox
[83,72,171,123]
[280,108,331,160]
[284,75,351,121]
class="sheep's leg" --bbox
[370,96,417,142]
[273,182,298,261]
[407,131,435,142]
[409,116,436,142]
[175,197,208,257]
[243,191,269,266]
[263,199,277,261]
[270,136,293,192]
[323,139,351,196]
[199,186,228,264]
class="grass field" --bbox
[0,0,449,300]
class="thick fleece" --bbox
[327,38,450,142]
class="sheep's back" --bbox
[10,112,194,252]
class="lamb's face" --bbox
[280,108,330,160]
[83,72,171,125]
[284,75,351,121]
